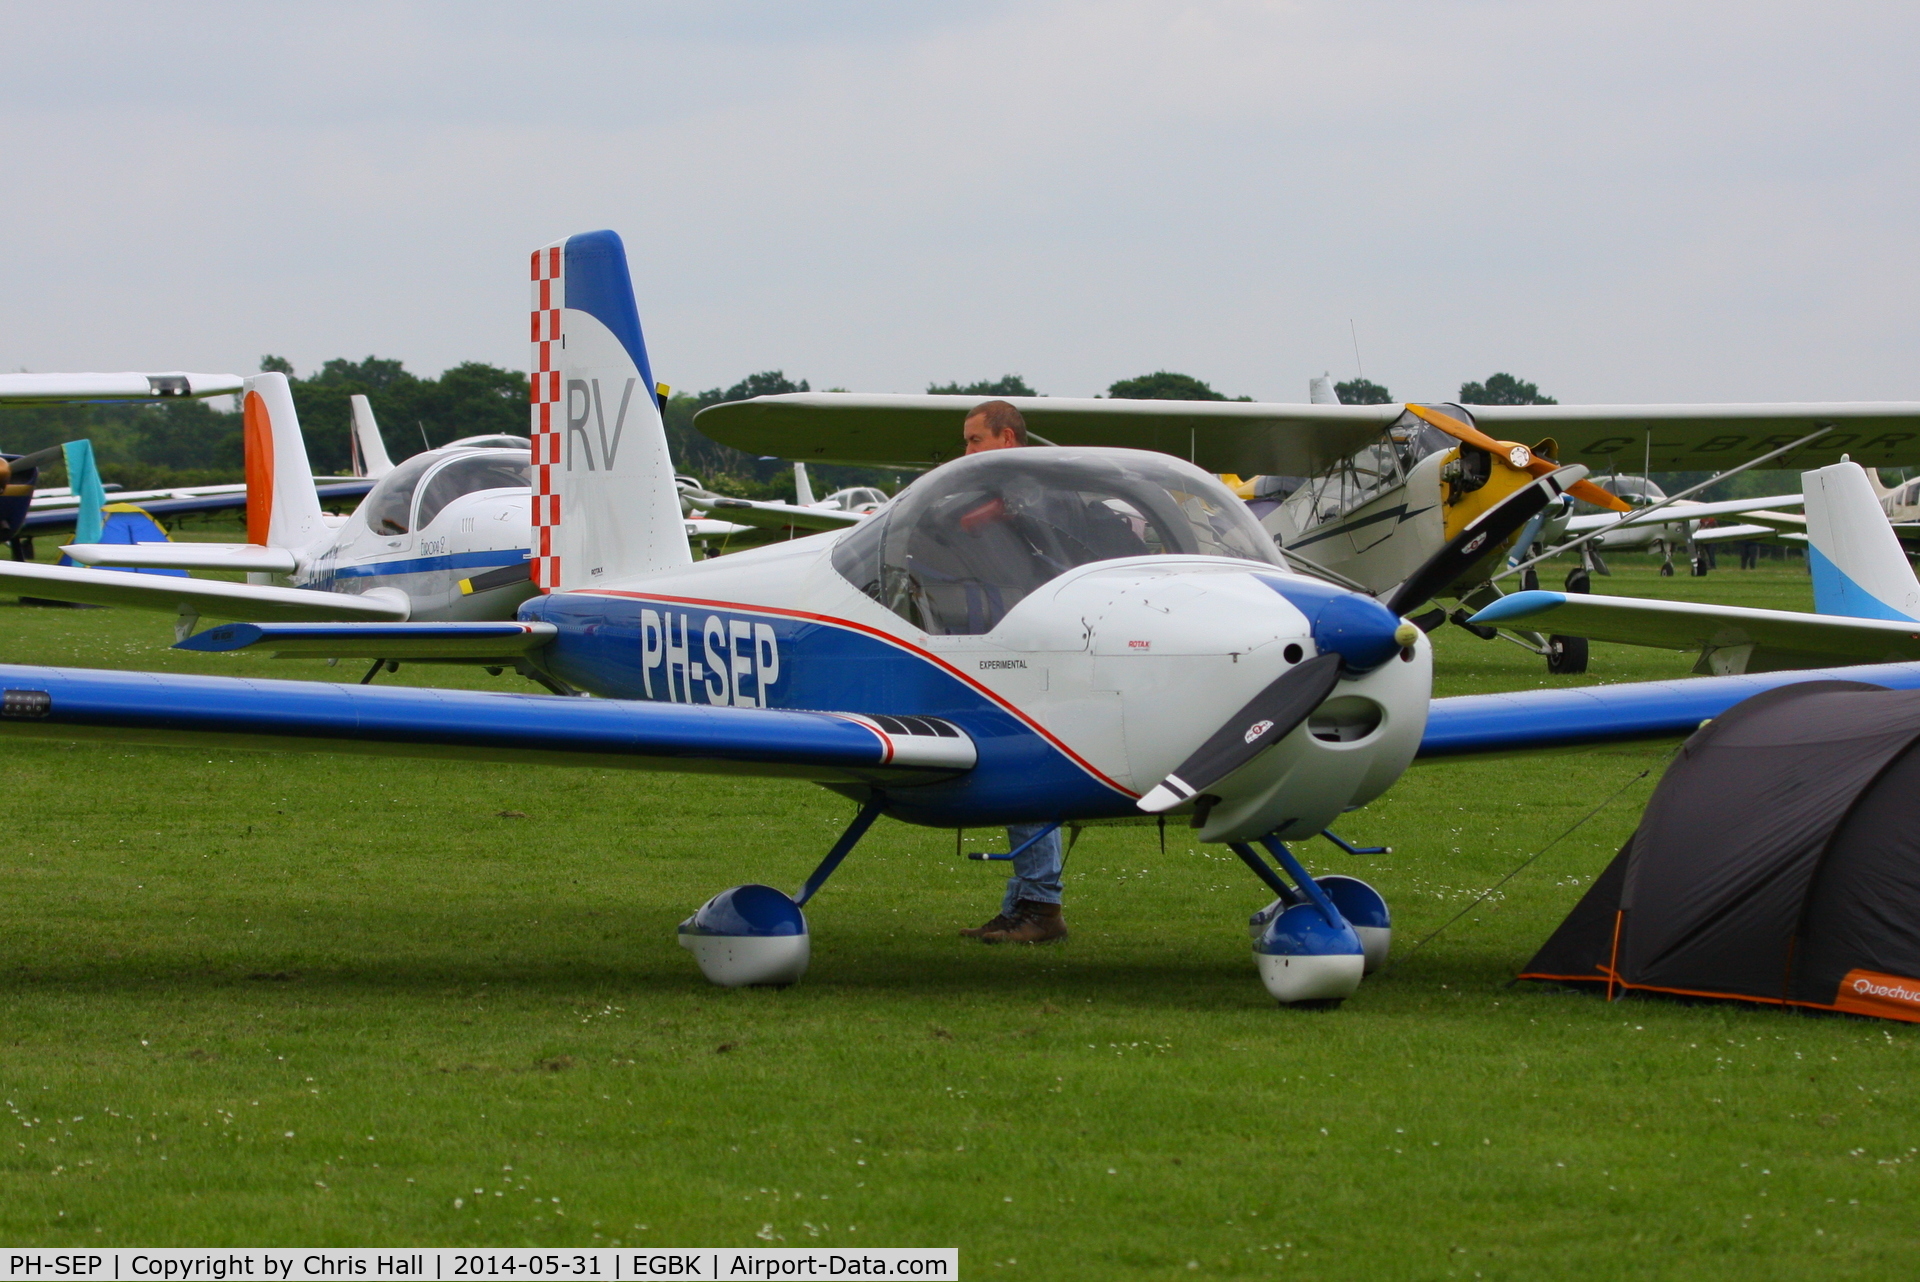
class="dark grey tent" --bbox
[1521,680,1920,1023]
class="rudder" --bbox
[529,230,691,592]
[1804,460,1920,621]
[241,373,327,550]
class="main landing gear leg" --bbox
[679,798,886,988]
[1226,837,1391,1007]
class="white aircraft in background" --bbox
[680,462,886,552]
[1507,473,1807,581]
[1472,459,1920,674]
[0,373,537,641]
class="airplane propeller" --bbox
[0,445,66,487]
[1383,465,1588,616]
[1404,403,1631,513]
[1138,652,1344,814]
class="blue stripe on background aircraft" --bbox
[9,230,1920,1007]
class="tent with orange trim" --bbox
[1520,680,1920,1022]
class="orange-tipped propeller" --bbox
[1404,404,1631,513]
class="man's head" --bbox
[962,400,1028,453]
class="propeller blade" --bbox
[0,445,65,485]
[1385,465,1586,616]
[1405,404,1630,513]
[1137,652,1342,814]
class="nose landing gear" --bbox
[1229,836,1390,1007]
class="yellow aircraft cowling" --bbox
[1438,443,1541,589]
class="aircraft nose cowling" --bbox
[1255,575,1408,673]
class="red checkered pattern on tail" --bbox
[529,245,563,590]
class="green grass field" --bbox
[1,550,1914,1277]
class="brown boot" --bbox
[960,911,1016,939]
[982,900,1067,945]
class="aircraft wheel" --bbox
[1546,634,1589,675]
[1691,553,1710,577]
[1564,567,1591,594]
[1659,561,1675,577]
[1522,568,1540,592]
[678,885,810,987]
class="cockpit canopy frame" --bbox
[832,447,1283,635]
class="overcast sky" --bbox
[3,1,1918,405]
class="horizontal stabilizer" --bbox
[0,664,976,784]
[61,542,299,573]
[179,621,556,659]
[1420,660,1920,759]
[0,560,408,622]
[0,372,243,404]
[1468,591,1920,669]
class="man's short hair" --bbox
[965,399,1027,445]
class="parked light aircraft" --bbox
[693,381,1920,676]
[8,230,1920,1007]
[1471,460,1920,674]
[0,376,537,638]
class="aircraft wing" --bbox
[1464,591,1920,669]
[178,621,556,661]
[0,664,975,785]
[1419,660,1920,759]
[0,372,243,404]
[17,481,371,536]
[0,560,408,622]
[685,493,866,533]
[62,542,299,573]
[697,392,1920,476]
[695,393,1400,476]
[1561,493,1804,534]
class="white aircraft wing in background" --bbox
[0,559,407,627]
[0,372,243,404]
[681,491,867,534]
[1467,591,1920,673]
[1561,493,1805,535]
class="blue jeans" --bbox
[1001,823,1064,914]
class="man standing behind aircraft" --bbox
[955,400,1069,945]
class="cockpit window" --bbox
[831,448,1282,635]
[358,453,439,536]
[412,452,532,530]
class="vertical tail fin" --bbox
[1804,460,1920,621]
[1309,375,1341,405]
[241,372,327,550]
[349,394,396,478]
[528,230,691,591]
[793,462,816,507]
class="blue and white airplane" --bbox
[5,230,1920,1006]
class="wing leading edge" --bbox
[1466,592,1920,672]
[1418,660,1920,759]
[696,392,1920,476]
[0,664,975,784]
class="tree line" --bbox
[0,357,1787,502]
